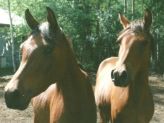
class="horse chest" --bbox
[50,84,96,123]
[110,86,154,123]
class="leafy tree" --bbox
[0,0,163,73]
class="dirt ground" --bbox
[0,76,33,123]
[0,75,163,123]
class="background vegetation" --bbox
[0,0,164,73]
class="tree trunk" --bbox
[8,0,16,72]
[124,0,127,14]
[155,1,160,73]
[142,0,144,13]
[132,0,135,19]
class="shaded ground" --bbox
[0,75,33,123]
[149,75,164,123]
[0,75,163,123]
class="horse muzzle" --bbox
[4,88,30,110]
[111,69,129,87]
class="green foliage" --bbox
[0,0,163,73]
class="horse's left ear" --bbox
[25,9,39,30]
[144,9,152,30]
[119,13,130,29]
[46,7,59,32]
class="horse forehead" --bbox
[123,33,146,44]
[121,33,135,45]
[39,22,49,35]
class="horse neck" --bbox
[55,48,88,109]
[136,59,150,83]
[134,70,149,86]
[58,68,87,111]
[129,67,150,102]
[58,60,83,88]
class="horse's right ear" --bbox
[144,9,152,31]
[46,7,59,32]
[119,13,130,29]
[25,9,39,30]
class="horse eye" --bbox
[43,46,53,54]
[116,40,121,45]
[116,38,121,43]
[142,40,148,46]
[137,40,148,48]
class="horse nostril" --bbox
[111,69,119,82]
[12,89,20,98]
[111,70,114,79]
[5,89,20,105]
[120,71,128,82]
[111,69,128,86]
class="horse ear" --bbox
[144,9,152,30]
[46,7,59,32]
[25,9,39,29]
[119,13,130,29]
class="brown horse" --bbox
[4,7,96,123]
[95,9,154,123]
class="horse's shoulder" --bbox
[32,84,62,109]
[101,57,118,65]
[97,57,118,73]
[95,57,118,105]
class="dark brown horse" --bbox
[4,7,96,123]
[95,9,154,123]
